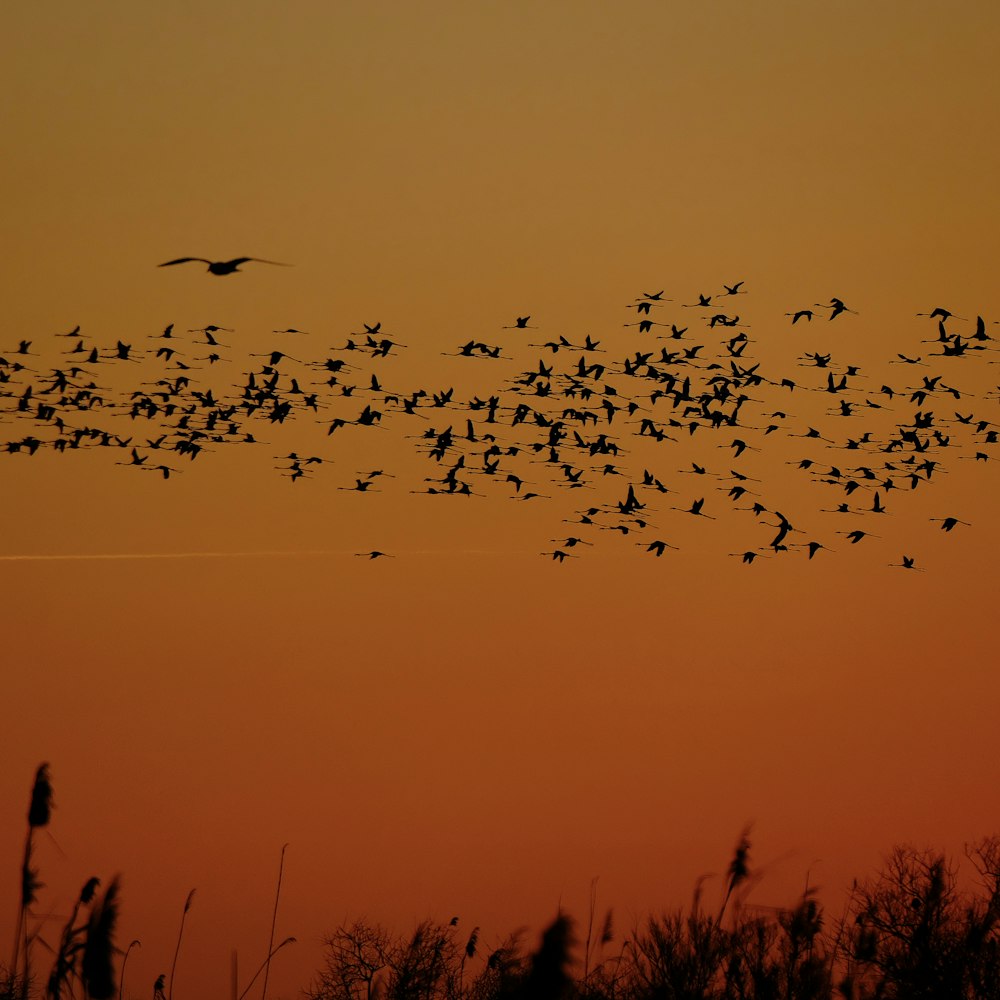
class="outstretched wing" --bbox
[158,258,212,267]
[239,257,293,267]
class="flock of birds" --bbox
[2,259,998,566]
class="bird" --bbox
[641,539,678,557]
[158,257,292,275]
[552,537,592,548]
[930,516,970,531]
[683,294,715,308]
[839,530,877,544]
[680,497,714,519]
[144,464,180,480]
[4,284,995,574]
[916,307,963,321]
[817,297,857,320]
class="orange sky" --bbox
[2,3,1000,1000]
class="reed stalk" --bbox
[237,939,295,1000]
[13,764,53,1000]
[167,890,195,1000]
[260,844,288,1000]
[118,940,140,1000]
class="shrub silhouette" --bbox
[834,842,1000,1000]
[306,836,1000,999]
[10,763,1000,1000]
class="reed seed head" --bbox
[465,927,479,960]
[600,909,614,946]
[82,876,121,1000]
[21,860,43,909]
[28,762,54,828]
[80,877,101,905]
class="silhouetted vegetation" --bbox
[306,834,1000,1000]
[8,764,1000,999]
[11,764,54,1000]
[3,765,297,1000]
[6,764,123,1000]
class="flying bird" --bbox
[158,257,292,275]
[817,297,857,320]
[931,516,970,531]
[641,539,678,557]
[4,284,995,573]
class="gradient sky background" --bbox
[2,3,999,1000]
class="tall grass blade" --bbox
[260,844,288,1000]
[166,890,195,1000]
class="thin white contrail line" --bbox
[0,550,354,562]
[0,548,530,562]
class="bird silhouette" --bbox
[930,516,970,531]
[158,257,292,275]
[641,539,678,557]
[5,285,996,571]
[817,297,857,320]
[541,549,576,562]
[786,309,814,324]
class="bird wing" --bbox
[158,258,211,267]
[239,258,293,266]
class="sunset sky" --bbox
[3,3,999,1000]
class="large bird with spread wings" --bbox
[158,257,291,275]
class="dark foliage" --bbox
[308,838,1000,1000]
